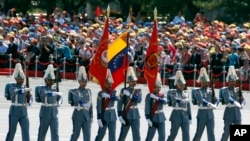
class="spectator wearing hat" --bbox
[26,39,40,70]
[79,42,93,69]
[228,47,240,68]
[0,39,7,67]
[6,35,19,63]
[38,36,54,71]
[210,45,224,80]
[180,45,191,74]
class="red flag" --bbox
[143,20,159,93]
[89,18,109,90]
[107,31,129,91]
[95,6,101,17]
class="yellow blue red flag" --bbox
[108,31,129,90]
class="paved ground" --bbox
[0,75,249,141]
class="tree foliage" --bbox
[3,0,250,23]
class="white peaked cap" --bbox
[106,69,114,84]
[12,63,25,79]
[43,64,55,79]
[126,66,137,81]
[155,72,162,87]
[78,66,88,81]
[197,67,210,83]
[174,70,186,85]
[226,66,238,82]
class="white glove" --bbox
[189,120,192,124]
[147,119,153,127]
[233,101,242,108]
[102,93,110,98]
[123,90,130,96]
[24,88,32,92]
[208,103,217,109]
[182,98,189,103]
[53,92,63,96]
[241,100,246,109]
[118,116,126,125]
[83,102,91,109]
[97,119,103,128]
[150,94,159,100]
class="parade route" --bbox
[0,75,249,141]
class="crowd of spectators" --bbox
[0,7,250,82]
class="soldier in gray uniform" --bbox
[95,69,120,141]
[220,66,245,141]
[68,66,93,141]
[117,67,142,141]
[192,67,218,141]
[36,64,63,141]
[167,70,192,141]
[5,63,32,141]
[145,73,168,141]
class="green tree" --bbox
[4,0,31,15]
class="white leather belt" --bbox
[199,106,211,110]
[173,107,187,111]
[12,103,26,106]
[226,104,238,108]
[42,103,58,107]
[155,110,163,114]
[130,106,138,109]
[105,107,115,110]
[75,106,89,111]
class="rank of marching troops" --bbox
[3,63,246,141]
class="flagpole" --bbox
[124,11,132,89]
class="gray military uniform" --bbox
[117,87,142,141]
[95,90,119,141]
[192,88,216,141]
[5,83,30,141]
[220,87,244,141]
[36,85,62,141]
[167,89,192,141]
[68,87,93,141]
[145,93,167,141]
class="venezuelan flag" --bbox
[108,31,129,90]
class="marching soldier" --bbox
[220,66,245,141]
[117,67,142,141]
[95,69,120,141]
[36,64,63,141]
[167,70,192,141]
[5,63,32,141]
[145,73,168,141]
[68,66,93,141]
[192,67,218,141]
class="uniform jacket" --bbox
[117,87,142,120]
[168,89,192,123]
[145,92,167,123]
[68,87,93,121]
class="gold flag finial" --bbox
[127,14,131,23]
[107,5,110,17]
[154,7,157,20]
